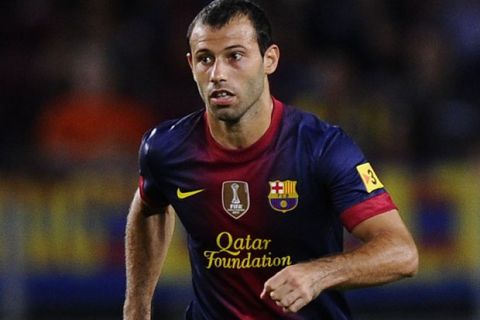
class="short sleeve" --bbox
[138,129,169,212]
[318,128,397,231]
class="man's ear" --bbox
[186,53,197,81]
[187,52,193,70]
[263,44,280,75]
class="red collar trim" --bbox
[204,97,284,163]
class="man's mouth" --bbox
[209,90,235,105]
[210,89,234,98]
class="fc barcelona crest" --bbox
[268,180,299,213]
[222,181,250,219]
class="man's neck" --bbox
[206,95,274,150]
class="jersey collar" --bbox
[204,97,284,163]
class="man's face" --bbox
[188,16,272,123]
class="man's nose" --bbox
[210,59,226,83]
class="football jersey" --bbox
[139,98,397,320]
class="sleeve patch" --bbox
[356,162,384,193]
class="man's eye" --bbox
[199,56,213,64]
[231,52,243,61]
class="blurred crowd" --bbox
[1,0,480,174]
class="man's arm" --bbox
[261,209,418,313]
[123,189,175,320]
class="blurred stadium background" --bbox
[1,0,480,319]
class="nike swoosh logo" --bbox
[177,188,205,199]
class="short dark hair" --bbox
[186,0,273,56]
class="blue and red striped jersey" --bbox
[139,98,396,319]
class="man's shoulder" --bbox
[146,109,203,139]
[283,104,342,140]
[280,103,358,164]
[140,109,205,157]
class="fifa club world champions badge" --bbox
[268,180,299,213]
[222,181,250,219]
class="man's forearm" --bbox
[123,191,175,320]
[309,227,418,292]
[262,210,418,313]
[338,211,418,288]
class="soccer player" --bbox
[123,0,419,319]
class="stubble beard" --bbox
[215,102,250,124]
[211,80,265,125]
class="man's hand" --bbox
[260,261,331,313]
